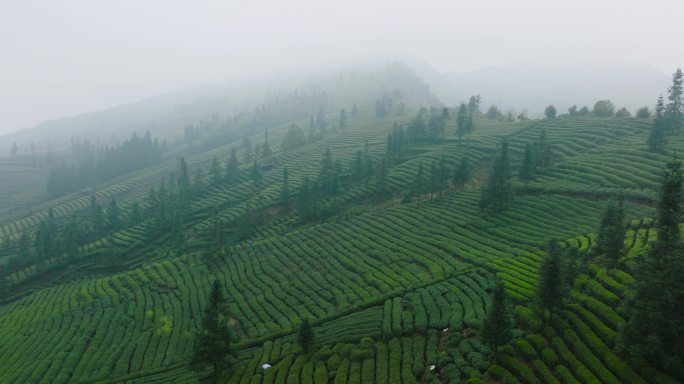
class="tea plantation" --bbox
[0,93,681,384]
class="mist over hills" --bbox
[0,62,437,155]
[411,59,670,116]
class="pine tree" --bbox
[190,280,238,381]
[537,240,567,323]
[456,103,470,141]
[351,102,359,117]
[250,160,262,188]
[129,201,142,225]
[481,279,514,362]
[619,156,683,370]
[437,154,449,196]
[297,318,314,354]
[479,140,513,212]
[409,163,425,205]
[210,156,222,185]
[316,107,326,131]
[519,143,536,189]
[106,198,121,231]
[453,156,472,189]
[225,148,239,182]
[594,196,626,267]
[665,68,683,133]
[261,129,273,159]
[648,96,668,152]
[339,108,347,129]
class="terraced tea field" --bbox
[0,108,680,383]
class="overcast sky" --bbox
[1,0,682,135]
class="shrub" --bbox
[515,305,542,332]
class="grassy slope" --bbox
[0,110,680,383]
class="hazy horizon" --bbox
[2,0,683,135]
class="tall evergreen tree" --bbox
[453,156,472,189]
[279,167,291,207]
[106,198,121,231]
[250,160,262,188]
[519,143,536,189]
[408,163,425,204]
[210,157,222,185]
[261,129,273,159]
[537,240,567,323]
[225,148,240,182]
[297,318,314,354]
[456,103,470,141]
[190,280,238,381]
[665,68,683,133]
[129,201,142,225]
[479,140,513,212]
[481,279,514,362]
[594,196,626,267]
[316,107,327,131]
[339,108,347,129]
[436,154,449,196]
[619,156,683,371]
[648,96,668,152]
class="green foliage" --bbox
[281,124,307,152]
[544,105,557,119]
[537,240,568,323]
[648,96,668,152]
[593,99,615,118]
[453,156,472,189]
[190,280,238,380]
[594,196,626,267]
[479,140,513,213]
[664,68,683,133]
[481,280,514,361]
[297,318,315,354]
[620,156,684,374]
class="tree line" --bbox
[46,132,162,198]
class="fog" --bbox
[2,0,683,135]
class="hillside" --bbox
[0,68,683,384]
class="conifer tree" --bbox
[279,167,291,207]
[594,196,626,267]
[225,148,240,182]
[481,279,514,362]
[648,96,668,152]
[190,280,237,381]
[316,107,326,130]
[261,129,273,159]
[453,156,472,189]
[210,157,222,185]
[376,159,387,200]
[665,68,683,133]
[437,154,449,196]
[456,103,470,141]
[106,198,121,231]
[297,318,314,354]
[619,156,684,370]
[479,140,512,212]
[537,240,567,323]
[519,143,536,189]
[250,160,262,188]
[129,201,142,225]
[409,163,425,204]
[339,108,347,129]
